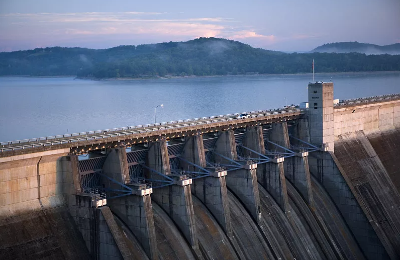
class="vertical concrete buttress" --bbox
[261,123,291,212]
[103,148,158,260]
[184,134,232,235]
[269,122,290,151]
[285,154,313,205]
[259,161,289,212]
[291,118,311,143]
[215,130,261,223]
[147,139,199,250]
[147,139,171,176]
[102,148,130,186]
[242,126,265,155]
[285,118,314,204]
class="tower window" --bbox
[313,90,317,93]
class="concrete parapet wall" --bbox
[334,99,400,139]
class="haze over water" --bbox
[0,72,399,142]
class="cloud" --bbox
[231,31,275,41]
[0,12,227,39]
[0,11,270,51]
[0,12,231,24]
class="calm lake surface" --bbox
[1,72,399,142]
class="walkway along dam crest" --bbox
[1,82,400,260]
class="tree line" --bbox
[1,38,399,79]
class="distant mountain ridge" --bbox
[312,42,400,55]
[1,38,400,78]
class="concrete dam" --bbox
[1,82,400,260]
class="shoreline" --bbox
[78,70,400,81]
[1,71,399,81]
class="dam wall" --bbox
[307,82,400,260]
[333,95,400,259]
[0,82,399,259]
[0,149,92,259]
[334,97,400,138]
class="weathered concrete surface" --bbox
[286,181,341,260]
[183,134,206,169]
[215,130,261,223]
[147,139,171,176]
[367,128,400,193]
[146,138,199,252]
[309,82,335,151]
[242,126,265,156]
[0,152,92,259]
[192,196,239,260]
[0,153,69,216]
[334,99,400,138]
[284,155,313,205]
[308,151,389,260]
[103,148,158,260]
[109,195,158,260]
[258,184,323,260]
[334,130,400,259]
[310,176,366,260]
[152,184,198,250]
[227,190,275,260]
[185,134,232,235]
[192,176,232,235]
[258,161,289,212]
[102,148,130,187]
[97,206,126,260]
[152,202,196,260]
[0,207,90,260]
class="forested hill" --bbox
[313,42,400,55]
[1,38,400,79]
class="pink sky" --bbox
[0,0,399,52]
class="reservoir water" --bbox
[0,72,399,142]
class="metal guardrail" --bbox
[0,107,303,153]
[334,93,400,108]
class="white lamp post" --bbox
[154,104,163,124]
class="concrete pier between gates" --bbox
[184,135,232,235]
[215,130,261,223]
[147,140,199,251]
[102,148,158,260]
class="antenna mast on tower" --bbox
[312,59,315,82]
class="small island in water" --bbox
[1,38,400,79]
